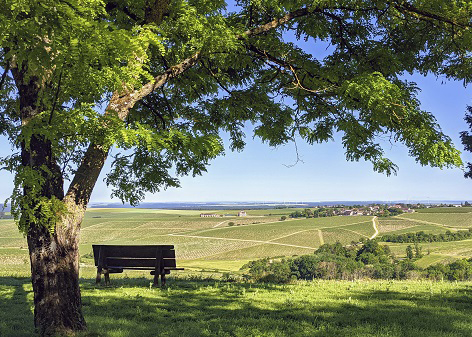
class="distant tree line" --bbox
[241,241,472,283]
[380,229,472,243]
[289,208,336,218]
[425,260,472,281]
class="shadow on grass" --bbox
[1,277,472,337]
[79,278,472,337]
[0,277,35,337]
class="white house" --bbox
[238,211,247,217]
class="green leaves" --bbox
[10,166,66,234]
[107,125,224,205]
[1,0,469,228]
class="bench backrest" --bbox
[92,245,176,269]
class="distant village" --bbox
[330,204,415,217]
[287,204,414,218]
[199,202,471,219]
[288,202,471,218]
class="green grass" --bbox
[386,239,472,263]
[271,229,322,247]
[379,224,450,236]
[414,255,457,268]
[399,213,472,229]
[415,207,472,213]
[340,221,375,238]
[377,219,422,234]
[2,209,472,336]
[3,210,472,276]
[1,277,472,337]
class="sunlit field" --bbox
[2,208,472,336]
[0,209,377,275]
[2,209,472,275]
[398,213,472,229]
[1,277,471,337]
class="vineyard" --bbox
[1,208,472,274]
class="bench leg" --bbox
[96,268,102,284]
[153,272,159,287]
[104,269,110,286]
[161,273,166,287]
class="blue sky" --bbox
[1,7,472,204]
[4,72,467,204]
[95,73,471,203]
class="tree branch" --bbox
[48,70,63,125]
[62,5,365,205]
[0,62,10,92]
[240,7,312,38]
[140,100,166,129]
[246,44,338,92]
[393,1,471,29]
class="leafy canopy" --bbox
[0,0,468,227]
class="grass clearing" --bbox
[377,219,421,234]
[1,277,472,337]
[2,209,472,336]
[399,213,472,229]
[386,239,472,262]
[271,230,321,248]
[204,243,313,260]
[340,221,375,238]
[379,224,449,236]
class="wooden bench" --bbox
[92,245,183,286]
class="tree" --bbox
[406,245,414,260]
[0,1,469,335]
[304,208,313,218]
[414,242,423,258]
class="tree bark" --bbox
[27,221,86,336]
[12,65,87,336]
[23,137,87,336]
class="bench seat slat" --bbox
[105,257,177,268]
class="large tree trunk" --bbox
[21,133,88,336]
[12,65,90,336]
[27,220,86,336]
[20,134,88,336]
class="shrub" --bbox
[243,242,472,283]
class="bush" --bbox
[260,261,292,283]
[243,242,472,283]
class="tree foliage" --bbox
[244,243,472,283]
[1,0,468,227]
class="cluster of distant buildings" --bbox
[338,204,414,216]
[200,210,247,218]
[200,202,470,219]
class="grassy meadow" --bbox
[1,207,472,336]
[2,277,472,337]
